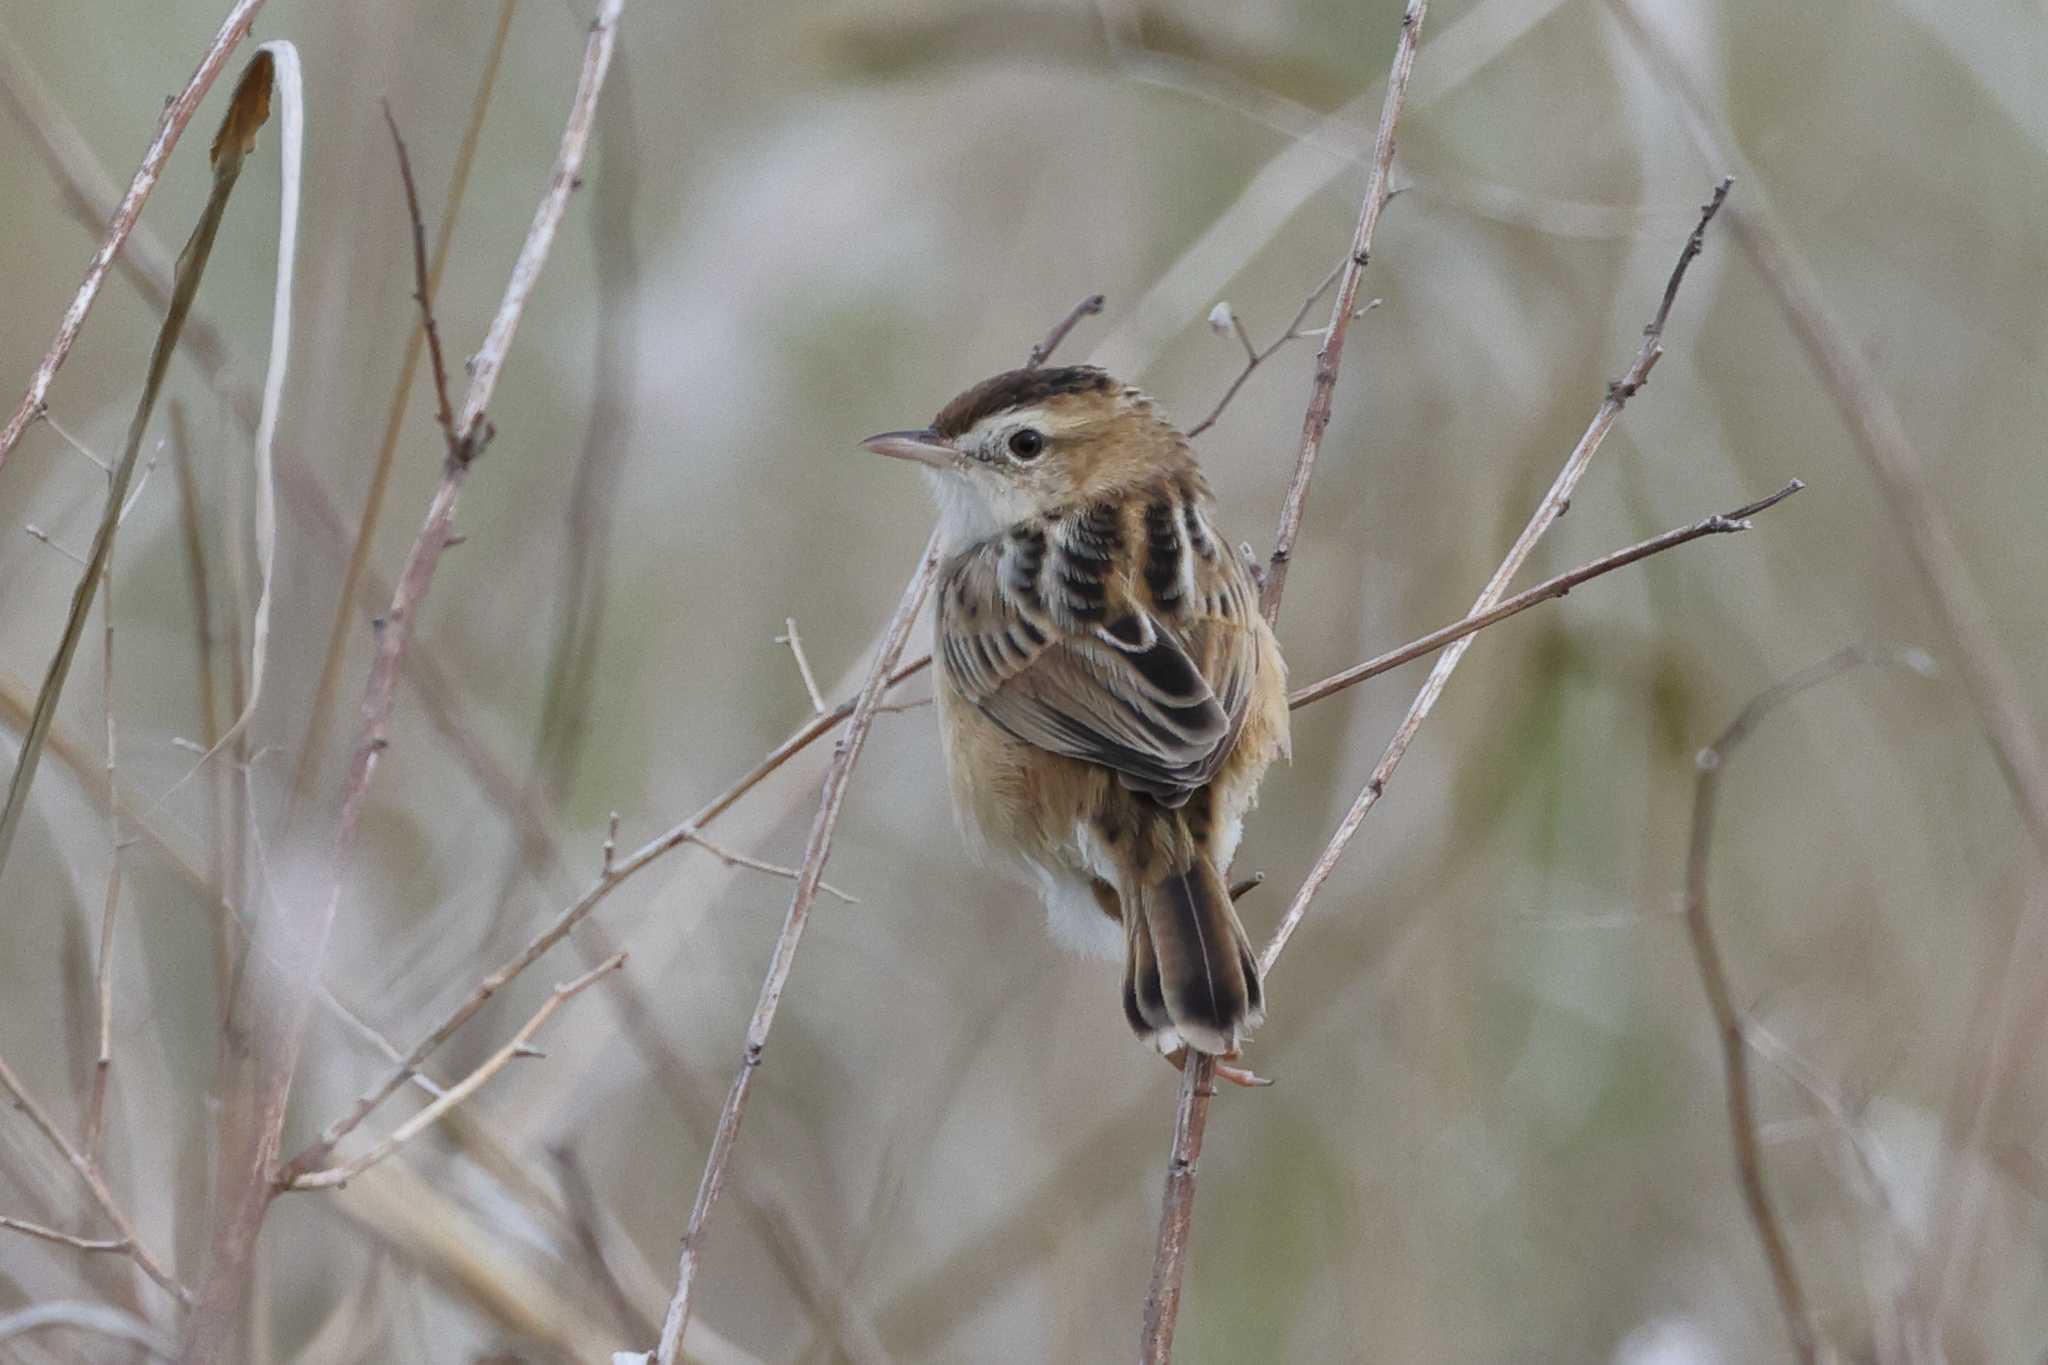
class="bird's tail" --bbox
[1122,853,1263,1056]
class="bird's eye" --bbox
[1008,429,1045,460]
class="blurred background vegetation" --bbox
[2,0,2045,1361]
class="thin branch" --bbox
[0,0,267,471]
[654,535,941,1365]
[285,955,626,1191]
[288,0,518,813]
[1259,174,1733,977]
[0,1050,189,1303]
[275,654,929,1184]
[1287,480,1804,709]
[0,1214,130,1254]
[776,617,829,714]
[1025,292,1106,369]
[680,826,861,904]
[181,8,624,1355]
[1184,261,1346,440]
[1682,646,1930,1364]
[1144,6,1429,1360]
[1257,0,1426,624]
[650,290,1104,1360]
[380,101,460,456]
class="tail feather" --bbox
[1131,857,1262,1055]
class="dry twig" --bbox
[650,292,1103,1363]
[1286,480,1803,708]
[776,617,829,714]
[653,536,941,1364]
[0,1213,130,1255]
[1259,174,1733,977]
[0,0,266,470]
[0,1050,188,1303]
[1681,646,1931,1364]
[1185,262,1349,440]
[1143,5,1428,1358]
[289,0,518,811]
[180,9,624,1355]
[285,955,626,1191]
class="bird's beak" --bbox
[860,428,954,468]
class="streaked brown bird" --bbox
[862,366,1289,1069]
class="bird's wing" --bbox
[938,500,1262,805]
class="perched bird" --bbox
[862,365,1289,1067]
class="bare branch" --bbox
[1145,6,1430,1360]
[0,1214,130,1254]
[380,101,460,457]
[776,617,829,714]
[1259,174,1733,977]
[1682,645,1931,1364]
[1185,261,1347,440]
[654,535,940,1363]
[1257,0,1427,624]
[0,0,268,470]
[275,654,927,1185]
[288,0,518,813]
[1287,480,1804,709]
[284,955,626,1191]
[0,1050,189,1303]
[1025,292,1106,369]
[182,7,624,1354]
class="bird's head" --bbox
[861,366,1192,546]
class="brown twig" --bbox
[1026,292,1106,369]
[1607,14,2048,1337]
[1256,0,1426,625]
[651,292,1103,1362]
[0,0,267,471]
[275,655,929,1184]
[1286,480,1804,709]
[1185,262,1347,440]
[284,955,626,1191]
[379,101,460,456]
[1259,174,1733,978]
[654,535,940,1364]
[1143,6,1428,1360]
[0,1050,189,1303]
[180,8,623,1355]
[1681,646,1930,1364]
[288,0,517,812]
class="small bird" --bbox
[862,365,1289,1069]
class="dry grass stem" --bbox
[1681,646,1932,1364]
[1287,480,1804,708]
[0,0,267,470]
[285,955,627,1191]
[0,51,279,894]
[1143,5,1429,1359]
[0,1050,189,1303]
[1259,174,1733,978]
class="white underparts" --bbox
[1038,869,1123,961]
